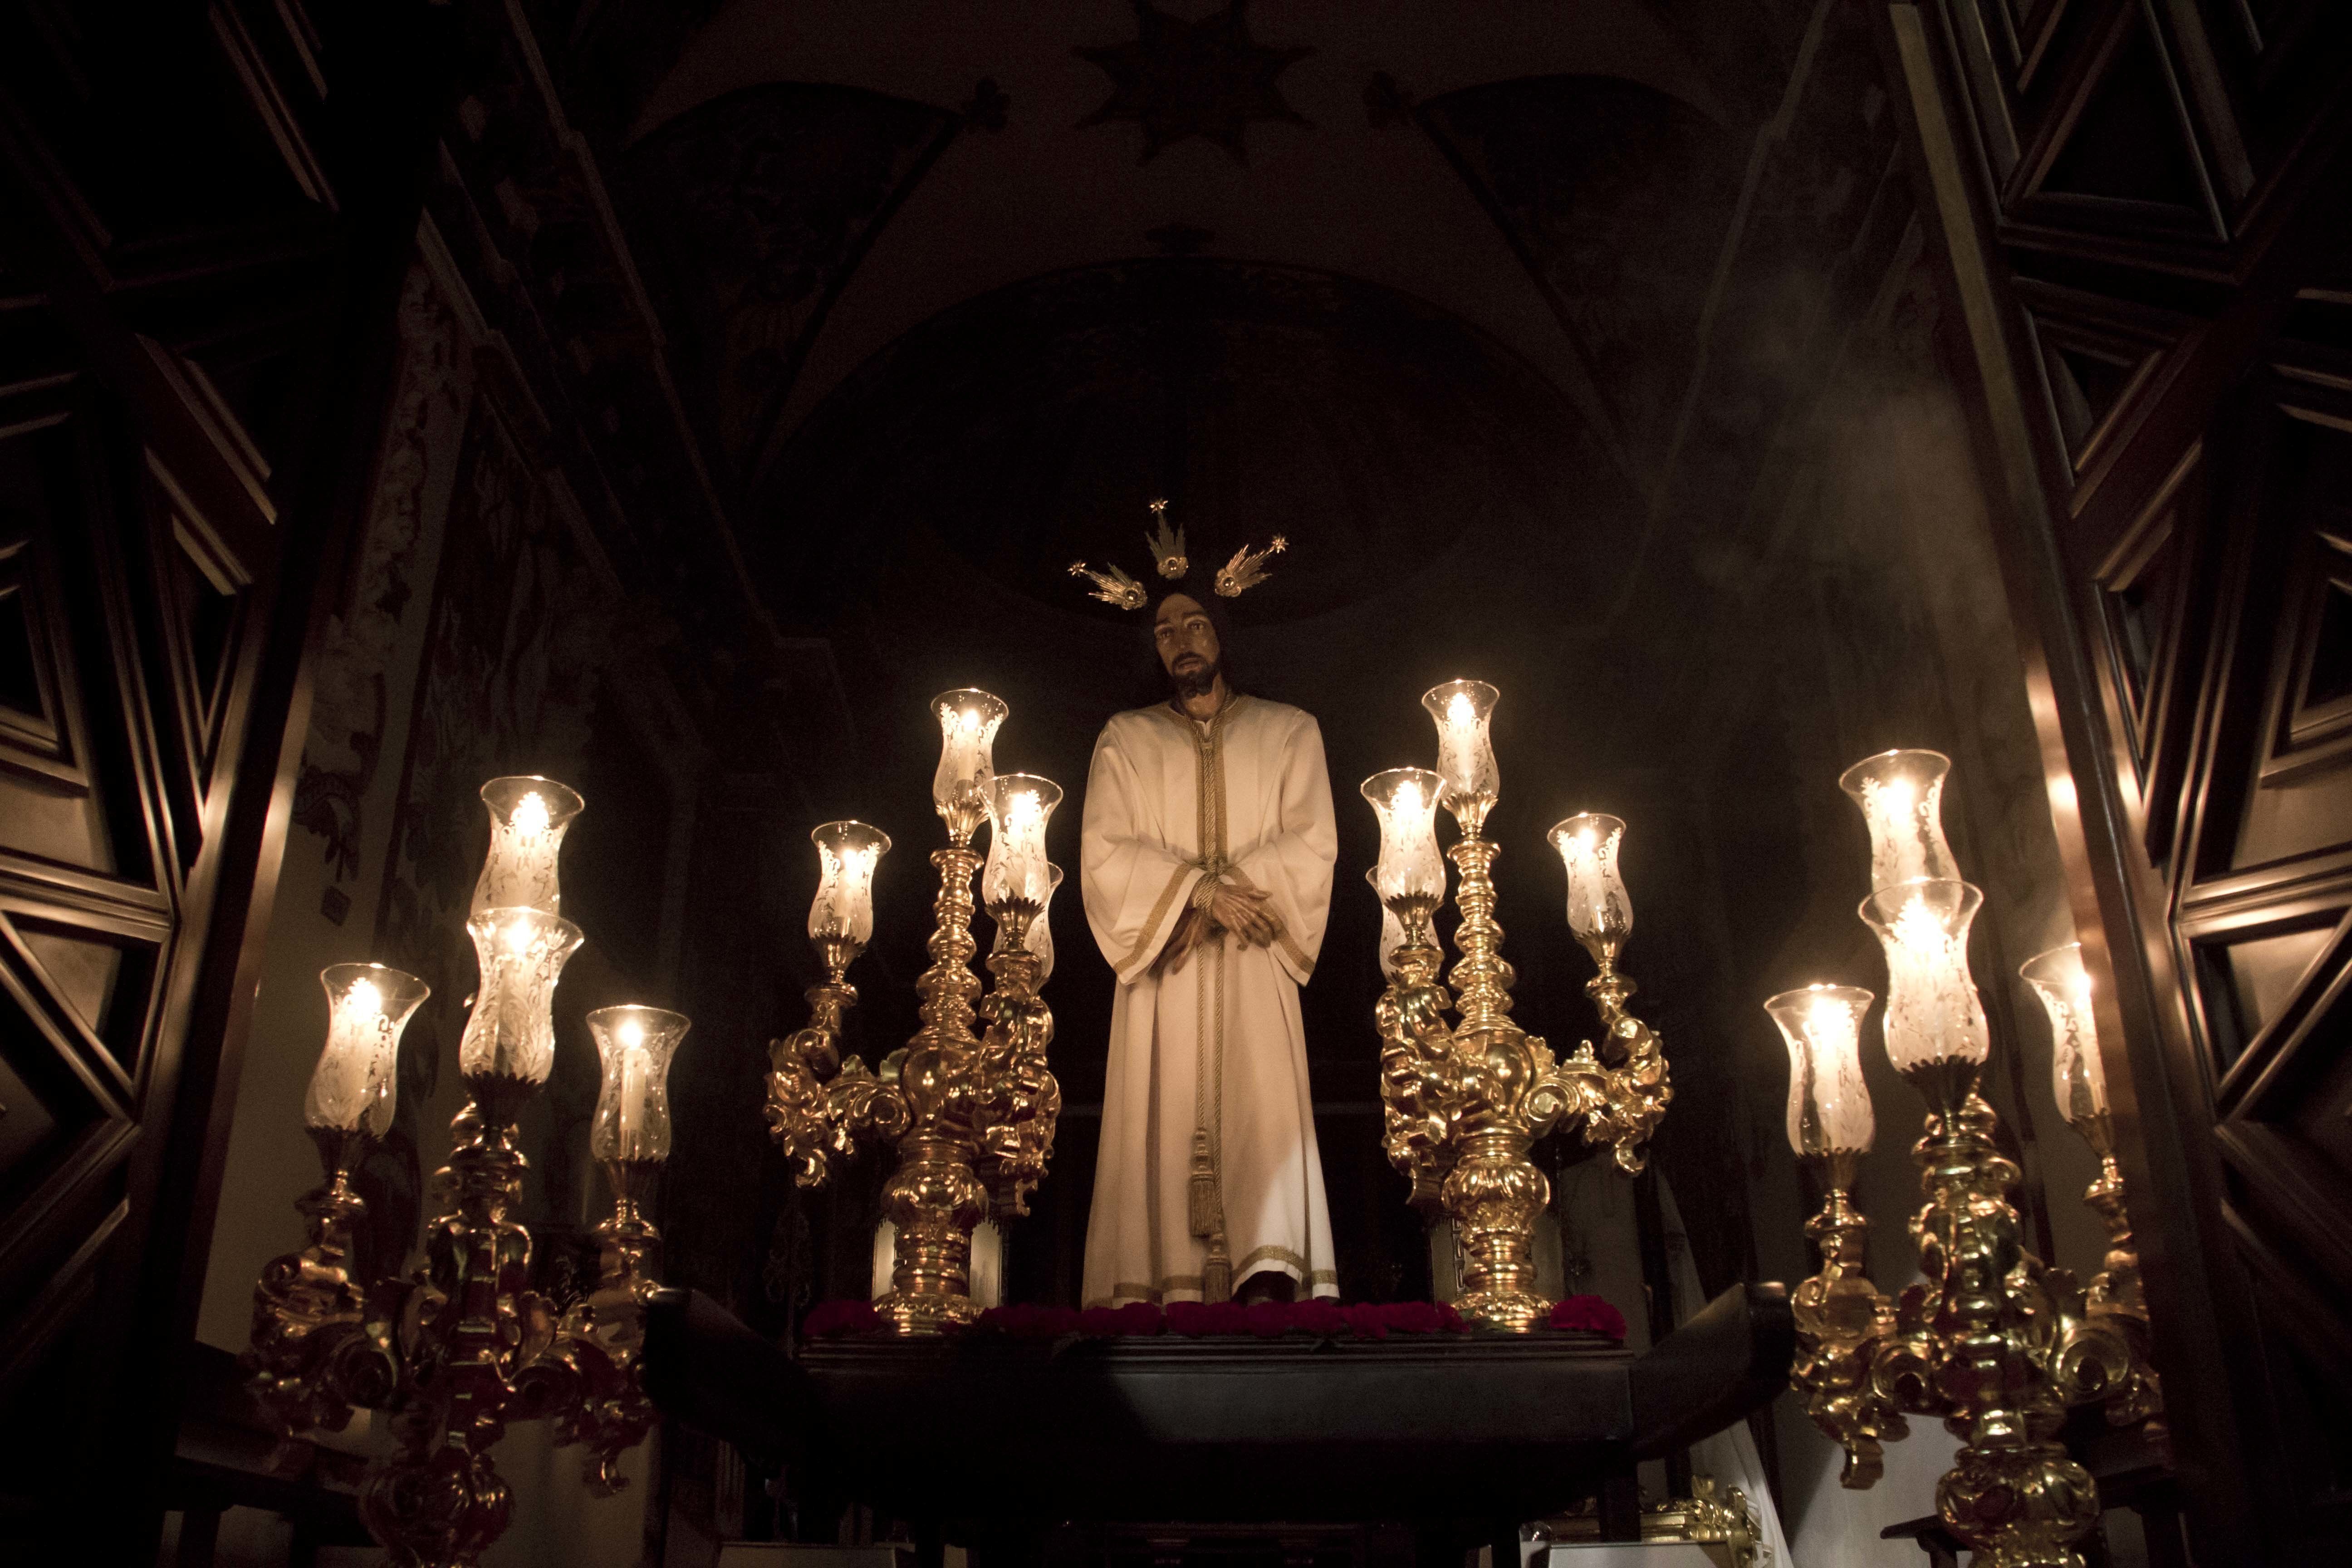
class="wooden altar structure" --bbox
[642,1283,1793,1568]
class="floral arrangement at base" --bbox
[800,1295,1631,1343]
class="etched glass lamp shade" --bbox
[1421,680,1500,831]
[471,776,585,917]
[983,774,1062,915]
[809,820,890,972]
[2022,942,2110,1133]
[1859,879,1989,1079]
[460,907,586,1092]
[1764,985,1876,1163]
[585,1005,691,1167]
[1838,750,1959,892]
[1549,813,1632,965]
[1369,868,1406,981]
[1362,768,1447,916]
[1026,865,1064,983]
[931,689,1009,841]
[304,963,431,1138]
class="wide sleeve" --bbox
[1080,723,1205,986]
[1230,712,1337,985]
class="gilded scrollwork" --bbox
[1371,816,1673,1332]
[1789,1078,2111,1568]
[759,836,1061,1334]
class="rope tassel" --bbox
[1188,1128,1218,1239]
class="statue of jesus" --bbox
[1078,589,1339,1308]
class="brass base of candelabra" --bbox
[1442,1124,1552,1332]
[877,1132,989,1333]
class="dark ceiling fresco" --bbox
[1073,0,1314,165]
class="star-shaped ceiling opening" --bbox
[1076,0,1313,165]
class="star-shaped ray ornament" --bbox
[1076,0,1312,165]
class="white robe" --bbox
[1079,694,1340,1307]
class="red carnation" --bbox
[1549,1295,1628,1338]
[1291,1299,1349,1338]
[1167,1300,1251,1336]
[803,1299,882,1338]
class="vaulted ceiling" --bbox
[573,0,1852,542]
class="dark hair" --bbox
[1136,588,1243,708]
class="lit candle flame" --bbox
[1395,778,1424,815]
[1006,789,1042,832]
[1446,691,1475,727]
[514,789,551,836]
[348,976,383,1021]
[1892,897,1945,956]
[502,918,535,956]
[617,1015,645,1050]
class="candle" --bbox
[587,1004,691,1165]
[460,908,585,1084]
[931,689,1009,822]
[1549,813,1632,960]
[984,774,1062,911]
[472,776,585,916]
[1764,984,1876,1157]
[304,963,431,1135]
[1367,867,1405,980]
[1860,879,1989,1072]
[1362,768,1446,912]
[810,821,891,950]
[1028,864,1063,982]
[1421,680,1499,824]
[1839,750,1959,892]
[2021,942,2108,1127]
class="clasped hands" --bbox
[1155,878,1284,974]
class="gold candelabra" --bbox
[244,779,681,1568]
[1364,681,1672,1333]
[765,690,1063,1334]
[1774,750,2163,1568]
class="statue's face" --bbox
[1153,594,1220,686]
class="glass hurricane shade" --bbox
[585,1004,690,1165]
[460,907,585,1085]
[304,963,431,1135]
[1029,864,1063,983]
[1764,984,1876,1157]
[2022,942,2109,1125]
[984,774,1062,911]
[1549,813,1632,956]
[809,820,890,948]
[1367,867,1406,981]
[1421,680,1499,818]
[1860,879,1990,1072]
[931,689,1008,820]
[471,776,584,917]
[1362,768,1447,910]
[1838,749,1960,892]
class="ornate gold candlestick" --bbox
[765,693,1064,1335]
[246,779,684,1568]
[1363,681,1674,1333]
[1769,986,1906,1488]
[1774,751,2161,1568]
[2022,943,2164,1445]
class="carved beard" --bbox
[1171,656,1220,701]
